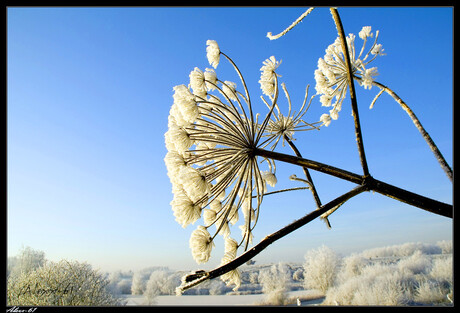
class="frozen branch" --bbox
[266,7,315,40]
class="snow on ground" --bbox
[123,290,324,306]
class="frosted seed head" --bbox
[206,40,220,69]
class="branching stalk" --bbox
[330,8,370,178]
[255,148,452,218]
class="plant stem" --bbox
[330,8,370,178]
[284,135,322,208]
[255,147,452,218]
[258,186,311,197]
[256,148,363,184]
[178,185,369,293]
[365,177,452,217]
[370,79,453,183]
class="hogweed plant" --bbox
[164,7,452,294]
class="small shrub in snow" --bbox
[414,279,449,304]
[429,255,452,284]
[325,263,411,305]
[397,250,431,275]
[352,270,411,305]
[323,243,453,306]
[337,253,370,283]
[436,240,452,254]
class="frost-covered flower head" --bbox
[259,56,282,97]
[189,67,207,98]
[206,40,220,69]
[165,40,285,288]
[260,82,322,149]
[189,226,214,264]
[315,26,385,123]
[219,237,241,290]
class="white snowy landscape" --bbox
[109,241,453,306]
[7,240,453,306]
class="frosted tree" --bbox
[131,271,146,295]
[164,7,452,293]
[258,263,291,305]
[144,269,180,304]
[7,246,46,277]
[7,260,123,306]
[303,245,340,294]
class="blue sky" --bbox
[7,7,452,272]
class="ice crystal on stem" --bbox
[315,26,385,123]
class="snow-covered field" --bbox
[123,290,324,306]
[8,241,452,306]
[110,241,453,307]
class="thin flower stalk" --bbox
[259,79,323,212]
[329,7,370,177]
[361,78,453,182]
[260,84,321,150]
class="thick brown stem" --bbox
[255,148,452,218]
[178,185,368,292]
[256,148,363,184]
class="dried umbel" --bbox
[315,26,385,122]
[165,39,323,290]
[261,83,322,150]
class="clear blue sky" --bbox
[7,7,453,272]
